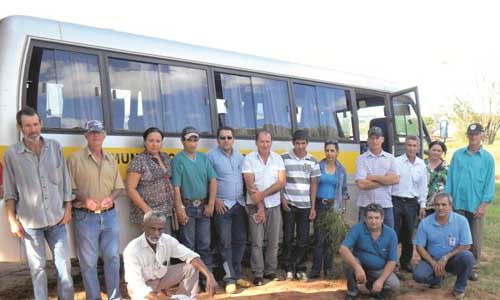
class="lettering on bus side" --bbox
[113,152,177,165]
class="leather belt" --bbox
[319,198,335,205]
[74,205,115,214]
[182,198,206,207]
[393,196,418,203]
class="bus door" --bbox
[389,87,428,157]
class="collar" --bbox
[84,146,111,162]
[367,149,387,158]
[16,136,46,154]
[401,153,423,165]
[362,222,385,237]
[432,211,455,226]
[217,146,233,157]
[139,233,167,249]
[289,149,310,161]
[462,146,484,156]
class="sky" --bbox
[2,0,499,117]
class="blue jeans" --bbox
[179,204,212,272]
[312,203,335,275]
[73,208,121,300]
[413,251,475,293]
[358,206,394,228]
[282,205,310,273]
[23,224,74,300]
[213,203,247,283]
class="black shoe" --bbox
[430,282,442,289]
[264,273,279,281]
[253,277,263,286]
[469,271,479,281]
[308,271,321,279]
[345,294,357,300]
[401,263,413,273]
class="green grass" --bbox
[466,182,500,299]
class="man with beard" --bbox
[3,106,74,300]
[124,210,217,300]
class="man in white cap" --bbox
[67,120,125,300]
[445,123,496,281]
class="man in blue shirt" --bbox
[207,126,251,293]
[444,123,495,281]
[413,193,475,300]
[339,203,400,300]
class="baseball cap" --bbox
[368,126,384,137]
[84,120,105,133]
[181,126,199,140]
[466,123,484,135]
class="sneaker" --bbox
[264,273,279,281]
[236,278,251,288]
[286,271,295,280]
[469,271,479,281]
[225,283,237,294]
[297,271,308,281]
[452,291,465,300]
[253,277,263,286]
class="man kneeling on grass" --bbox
[124,211,217,300]
[413,193,475,300]
[339,203,400,300]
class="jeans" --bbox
[413,251,475,293]
[23,224,74,300]
[343,260,400,297]
[246,204,281,278]
[213,203,247,283]
[179,204,212,272]
[282,205,310,273]
[358,206,394,228]
[312,204,334,275]
[392,196,418,266]
[73,208,121,300]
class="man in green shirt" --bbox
[172,126,217,290]
[445,123,496,281]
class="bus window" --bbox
[26,47,103,129]
[251,77,291,138]
[215,72,292,138]
[392,94,419,142]
[294,83,353,140]
[160,65,211,134]
[109,58,163,132]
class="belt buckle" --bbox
[321,199,329,205]
[95,209,102,214]
[192,199,202,207]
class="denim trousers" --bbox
[179,204,212,272]
[213,202,247,283]
[23,223,74,300]
[282,205,310,273]
[358,206,395,228]
[392,197,419,266]
[312,203,335,275]
[343,260,400,296]
[413,251,475,294]
[73,208,121,300]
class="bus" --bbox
[0,15,430,262]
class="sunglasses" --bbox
[219,136,233,141]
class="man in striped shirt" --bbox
[281,130,321,280]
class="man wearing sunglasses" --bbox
[207,127,251,293]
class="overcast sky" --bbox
[2,0,499,116]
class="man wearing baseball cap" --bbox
[172,126,217,291]
[67,120,125,300]
[355,126,400,228]
[445,123,495,281]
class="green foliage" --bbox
[317,209,349,254]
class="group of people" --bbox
[2,106,496,300]
[344,123,495,300]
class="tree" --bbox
[452,76,500,144]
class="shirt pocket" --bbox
[48,165,62,184]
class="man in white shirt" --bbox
[242,130,286,286]
[123,211,217,300]
[392,135,428,273]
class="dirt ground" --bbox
[0,260,475,300]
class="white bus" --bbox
[0,15,430,262]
